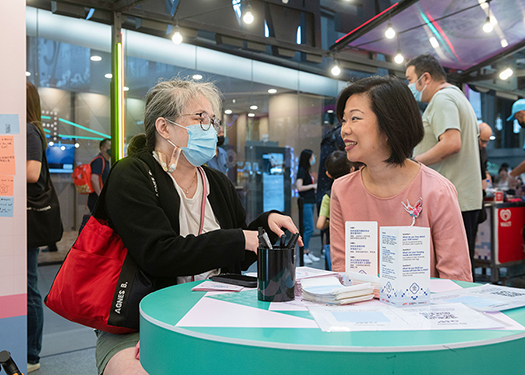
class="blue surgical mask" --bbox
[408,74,426,102]
[167,120,217,167]
[310,156,316,166]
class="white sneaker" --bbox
[303,254,313,264]
[27,363,40,373]
[308,253,320,262]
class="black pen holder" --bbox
[257,246,296,302]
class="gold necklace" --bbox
[178,172,196,194]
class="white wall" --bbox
[0,0,28,370]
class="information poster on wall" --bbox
[0,136,16,175]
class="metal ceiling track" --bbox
[329,0,419,53]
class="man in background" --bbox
[406,54,482,265]
[207,125,228,175]
[479,122,492,191]
[508,99,525,179]
[87,138,111,212]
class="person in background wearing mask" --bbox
[87,138,111,212]
[508,100,525,179]
[91,78,302,375]
[206,125,228,175]
[406,54,482,267]
[478,122,492,192]
[297,149,320,264]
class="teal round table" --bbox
[139,281,525,374]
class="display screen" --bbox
[262,153,285,212]
[46,144,75,173]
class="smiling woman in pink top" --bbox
[330,76,472,282]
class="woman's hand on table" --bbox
[268,213,304,247]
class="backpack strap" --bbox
[91,154,107,189]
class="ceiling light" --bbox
[268,89,277,94]
[483,16,493,33]
[224,109,233,115]
[90,55,102,62]
[478,0,489,10]
[327,110,334,114]
[25,71,31,77]
[75,143,80,148]
[331,60,341,76]
[48,141,54,147]
[250,105,258,110]
[243,4,254,24]
[385,22,396,39]
[499,68,513,80]
[172,25,183,44]
[429,37,439,49]
[61,145,66,150]
[105,73,112,79]
[248,113,255,117]
[501,39,508,48]
[394,49,404,64]
[192,74,203,80]
[123,86,129,91]
[490,135,496,141]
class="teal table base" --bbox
[140,282,525,375]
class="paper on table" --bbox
[176,296,319,328]
[301,276,374,304]
[308,303,506,332]
[430,278,463,293]
[432,284,525,312]
[192,280,244,292]
[269,293,381,312]
[296,266,338,281]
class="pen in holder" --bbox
[257,230,297,302]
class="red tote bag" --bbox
[45,160,158,334]
[45,216,138,334]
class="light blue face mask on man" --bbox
[166,119,217,167]
[408,74,426,102]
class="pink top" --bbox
[330,165,473,282]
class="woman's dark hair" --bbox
[298,149,313,173]
[26,81,45,147]
[324,150,351,180]
[336,75,424,165]
[406,54,447,81]
[127,134,147,157]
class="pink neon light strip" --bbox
[335,2,400,44]
[425,11,460,61]
[0,294,27,320]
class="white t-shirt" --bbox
[152,152,222,283]
[169,170,222,284]
[414,85,482,212]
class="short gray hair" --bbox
[143,77,222,152]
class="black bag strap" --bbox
[32,125,52,190]
[92,158,158,222]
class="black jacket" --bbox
[102,151,273,290]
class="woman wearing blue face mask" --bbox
[296,149,319,264]
[94,78,302,375]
